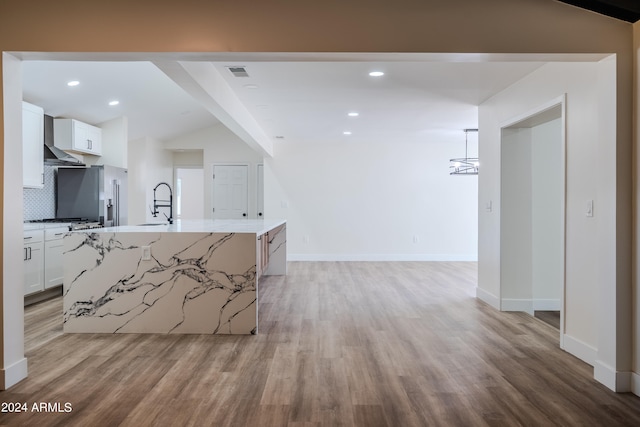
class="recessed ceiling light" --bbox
[343,131,352,135]
[275,135,285,139]
[348,112,359,117]
[108,100,120,106]
[368,71,384,77]
[243,84,259,89]
[67,80,80,87]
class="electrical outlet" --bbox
[141,246,151,260]
[413,235,419,244]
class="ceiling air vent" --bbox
[226,66,249,77]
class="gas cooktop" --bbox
[26,218,103,230]
[26,218,89,223]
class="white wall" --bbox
[127,136,173,225]
[164,121,478,260]
[2,53,27,388]
[531,118,563,307]
[500,128,533,304]
[95,116,128,169]
[173,150,203,168]
[478,61,613,374]
[265,135,478,260]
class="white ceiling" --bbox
[21,56,549,149]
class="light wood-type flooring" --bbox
[2,262,640,426]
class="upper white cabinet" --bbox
[22,101,44,188]
[54,118,102,156]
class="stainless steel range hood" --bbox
[43,114,85,166]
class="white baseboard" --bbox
[499,298,560,315]
[593,360,632,392]
[563,334,597,366]
[594,360,617,391]
[476,287,500,309]
[1,357,28,390]
[532,299,561,311]
[501,298,534,315]
[288,253,478,262]
[632,372,640,397]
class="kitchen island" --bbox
[63,219,286,335]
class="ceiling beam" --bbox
[153,60,273,157]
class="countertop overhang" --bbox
[84,219,286,235]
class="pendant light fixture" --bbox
[450,128,479,175]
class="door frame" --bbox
[211,163,250,219]
[498,94,567,349]
[257,163,264,218]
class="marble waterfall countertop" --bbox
[63,219,287,335]
[98,218,286,235]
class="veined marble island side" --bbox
[63,219,286,335]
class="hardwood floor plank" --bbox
[23,295,63,353]
[3,261,640,427]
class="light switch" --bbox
[485,200,493,213]
[586,200,594,217]
[142,246,151,260]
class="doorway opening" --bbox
[175,167,204,220]
[500,95,566,347]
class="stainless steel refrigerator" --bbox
[56,165,128,226]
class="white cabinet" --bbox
[54,118,102,156]
[24,229,45,295]
[44,227,67,289]
[22,101,44,188]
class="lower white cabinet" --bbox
[24,230,45,295]
[44,227,67,289]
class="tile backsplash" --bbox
[23,165,56,220]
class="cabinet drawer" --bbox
[23,229,44,243]
[45,227,69,241]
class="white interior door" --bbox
[212,165,248,219]
[257,164,264,218]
